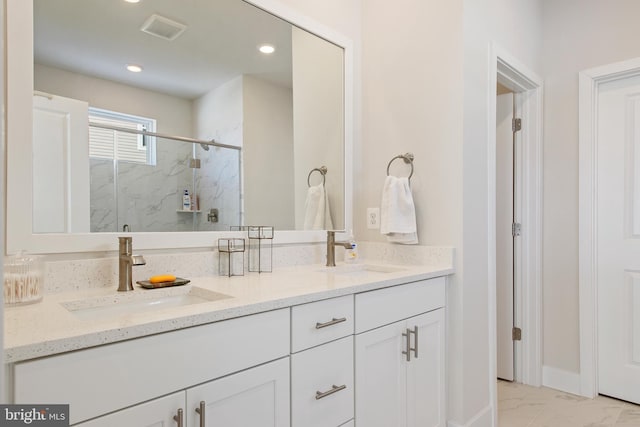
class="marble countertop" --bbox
[4,261,453,363]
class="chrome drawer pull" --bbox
[316,384,347,400]
[315,317,347,329]
[195,401,205,427]
[173,408,184,427]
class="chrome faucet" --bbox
[118,236,146,291]
[326,230,353,267]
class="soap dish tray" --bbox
[136,278,190,289]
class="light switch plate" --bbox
[367,208,380,229]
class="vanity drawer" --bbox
[291,336,354,427]
[355,277,445,333]
[13,309,289,425]
[291,295,354,352]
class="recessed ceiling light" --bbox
[258,44,275,54]
[126,64,143,73]
[124,0,141,3]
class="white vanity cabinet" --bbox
[290,295,355,427]
[354,278,446,427]
[9,274,449,427]
[13,309,290,425]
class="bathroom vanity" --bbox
[4,263,451,426]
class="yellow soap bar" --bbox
[149,274,177,284]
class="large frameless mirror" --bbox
[32,0,345,234]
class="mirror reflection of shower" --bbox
[87,124,241,233]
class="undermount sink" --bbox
[321,264,407,275]
[62,287,232,320]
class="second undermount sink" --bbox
[62,287,232,320]
[321,263,407,275]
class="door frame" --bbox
[578,56,640,398]
[488,43,543,423]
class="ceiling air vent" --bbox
[140,14,187,41]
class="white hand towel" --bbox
[380,176,418,244]
[304,184,334,230]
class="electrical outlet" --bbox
[367,208,380,229]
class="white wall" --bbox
[541,0,640,376]
[243,75,295,229]
[34,63,193,137]
[291,26,344,230]
[462,0,541,424]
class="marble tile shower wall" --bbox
[193,123,243,232]
[42,242,453,294]
[89,158,117,232]
[89,139,193,233]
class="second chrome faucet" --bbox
[326,231,353,267]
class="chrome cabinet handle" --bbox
[409,326,418,358]
[402,328,411,361]
[315,317,347,329]
[195,401,205,427]
[315,384,347,400]
[173,408,183,427]
[402,326,419,361]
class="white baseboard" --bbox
[542,365,581,395]
[447,405,493,427]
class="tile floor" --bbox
[498,380,640,427]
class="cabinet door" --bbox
[186,357,289,427]
[406,310,445,427]
[74,392,185,427]
[355,320,407,427]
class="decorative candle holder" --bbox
[248,226,274,273]
[218,238,245,277]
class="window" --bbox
[88,108,157,165]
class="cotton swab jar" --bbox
[3,252,44,305]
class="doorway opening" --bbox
[496,84,519,383]
[488,44,543,426]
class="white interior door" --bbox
[33,93,89,233]
[496,92,515,381]
[596,74,640,404]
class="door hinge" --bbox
[512,118,522,132]
[512,222,522,237]
[512,327,522,341]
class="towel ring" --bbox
[386,153,414,180]
[308,166,327,187]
